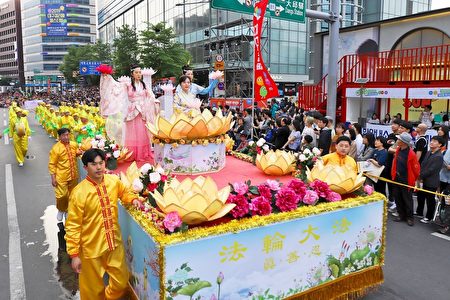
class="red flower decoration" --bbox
[257,184,272,199]
[287,179,307,199]
[309,179,332,198]
[249,196,272,216]
[147,183,158,192]
[96,64,114,74]
[275,187,300,212]
[227,194,250,218]
[160,175,168,182]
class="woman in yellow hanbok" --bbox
[11,109,31,167]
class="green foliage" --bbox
[139,22,191,78]
[113,25,140,77]
[177,281,212,298]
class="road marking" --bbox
[5,134,9,145]
[431,232,450,241]
[6,164,27,300]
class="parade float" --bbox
[117,149,386,300]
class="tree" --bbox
[113,25,140,77]
[139,22,191,78]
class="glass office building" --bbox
[98,1,309,98]
[21,0,96,88]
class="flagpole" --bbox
[251,11,257,141]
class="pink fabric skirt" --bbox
[124,114,153,162]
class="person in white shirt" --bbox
[352,123,364,157]
[419,104,434,128]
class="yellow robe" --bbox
[65,175,136,299]
[12,116,31,164]
[48,141,79,211]
[322,152,358,173]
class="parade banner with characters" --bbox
[253,0,279,107]
[119,197,386,300]
[363,124,437,143]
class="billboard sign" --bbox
[79,61,102,75]
[45,4,67,36]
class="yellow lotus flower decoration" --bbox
[116,147,133,163]
[255,150,296,176]
[120,162,141,189]
[307,160,365,194]
[152,176,235,225]
[224,135,234,152]
[146,109,233,140]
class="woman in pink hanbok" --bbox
[99,65,159,162]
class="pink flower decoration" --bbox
[227,194,250,218]
[163,211,182,233]
[364,184,374,195]
[249,196,272,216]
[232,182,249,195]
[309,180,332,198]
[257,184,272,199]
[303,189,319,205]
[327,191,342,202]
[265,179,281,191]
[288,179,307,199]
[275,187,300,212]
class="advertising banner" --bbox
[409,87,450,99]
[346,88,406,99]
[45,4,67,36]
[253,0,279,107]
[363,124,437,144]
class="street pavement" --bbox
[0,108,449,300]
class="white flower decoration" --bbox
[155,165,165,174]
[97,140,105,149]
[303,148,311,155]
[256,138,266,147]
[149,172,161,183]
[140,163,152,174]
[113,150,120,158]
[248,141,255,147]
[299,154,307,162]
[132,178,143,193]
[262,144,270,152]
[312,147,321,155]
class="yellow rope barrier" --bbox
[364,173,448,198]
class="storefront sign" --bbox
[346,88,406,99]
[409,88,450,99]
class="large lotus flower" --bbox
[116,147,133,163]
[256,150,296,176]
[120,162,141,190]
[146,109,233,140]
[306,160,365,194]
[152,176,235,225]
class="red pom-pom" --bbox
[96,64,114,75]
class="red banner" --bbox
[253,0,279,107]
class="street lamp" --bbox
[175,1,210,49]
[355,77,369,126]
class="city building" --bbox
[97,0,309,99]
[0,0,24,86]
[21,0,96,90]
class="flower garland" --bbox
[226,178,343,218]
[293,147,321,181]
[229,151,254,163]
[153,134,226,148]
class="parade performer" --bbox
[175,65,221,95]
[65,148,141,299]
[48,128,81,223]
[322,135,358,173]
[99,64,159,161]
[10,109,31,167]
[76,111,96,144]
[173,75,202,117]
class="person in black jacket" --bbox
[416,136,444,223]
[273,117,291,150]
[317,117,331,156]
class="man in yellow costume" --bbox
[66,148,141,299]
[322,135,358,173]
[10,109,31,167]
[48,127,81,223]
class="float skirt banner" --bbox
[253,0,278,106]
[164,200,385,299]
[45,4,67,36]
[119,204,161,300]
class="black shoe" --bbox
[393,217,403,222]
[439,226,449,234]
[407,219,414,226]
